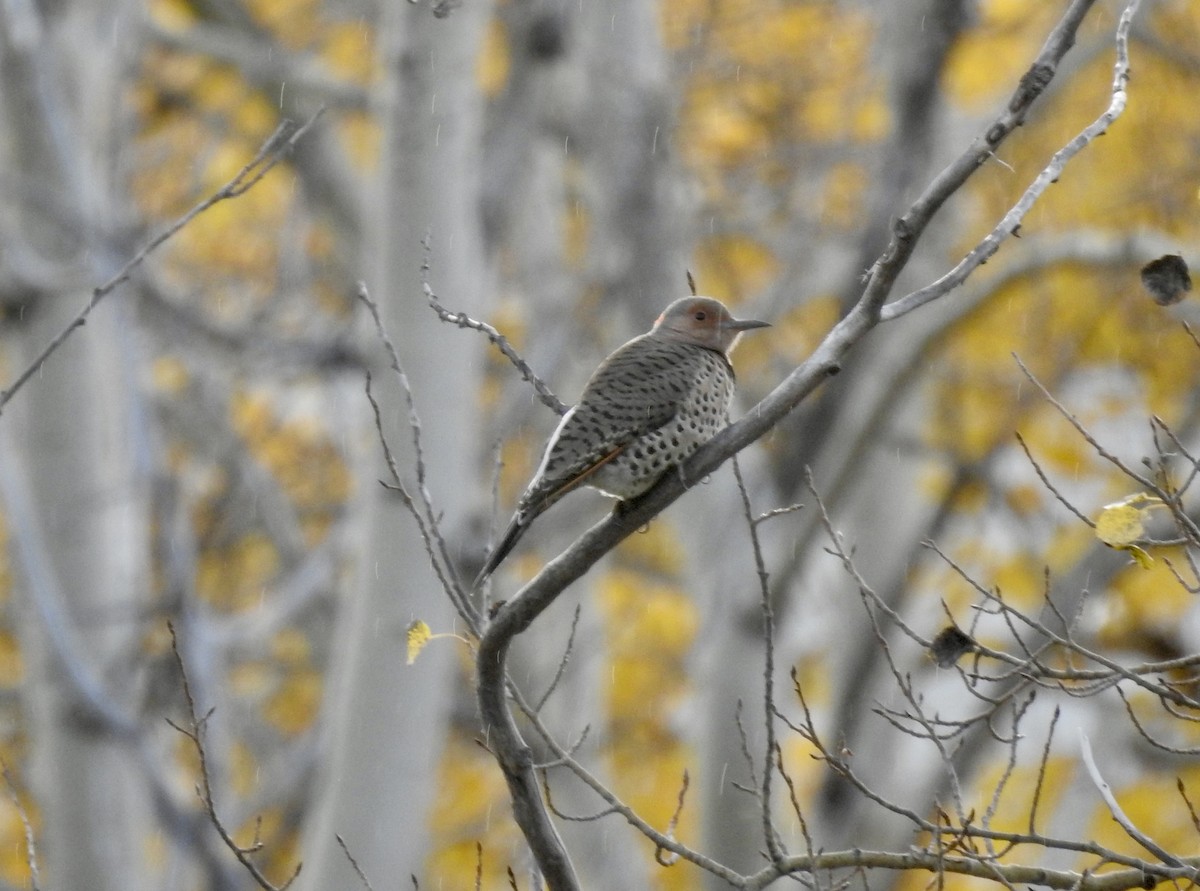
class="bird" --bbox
[476,296,768,585]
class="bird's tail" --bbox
[474,513,529,588]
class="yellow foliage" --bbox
[988,554,1043,609]
[428,736,510,835]
[1103,547,1194,640]
[0,631,24,688]
[778,735,825,809]
[929,376,1016,463]
[406,620,432,665]
[738,296,837,381]
[263,829,302,889]
[228,390,353,543]
[791,653,830,708]
[953,479,989,515]
[270,628,312,666]
[175,200,281,295]
[944,0,1063,107]
[336,111,380,170]
[821,162,869,230]
[192,66,250,118]
[0,789,37,887]
[244,0,320,49]
[972,756,1075,834]
[173,730,201,783]
[674,0,882,183]
[1003,482,1041,516]
[139,48,209,99]
[128,114,209,217]
[594,566,700,888]
[230,740,259,798]
[147,0,196,28]
[426,736,526,890]
[150,356,190,395]
[264,667,322,736]
[322,21,376,84]
[614,518,684,576]
[477,17,511,98]
[195,533,280,612]
[232,93,279,144]
[693,234,778,303]
[231,390,274,443]
[600,570,698,663]
[229,660,275,699]
[686,89,773,169]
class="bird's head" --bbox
[653,297,769,355]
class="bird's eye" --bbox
[694,311,707,321]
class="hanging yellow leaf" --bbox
[1126,545,1154,570]
[1095,494,1164,567]
[406,620,433,665]
[403,622,468,665]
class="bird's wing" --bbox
[519,336,700,515]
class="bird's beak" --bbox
[726,317,770,332]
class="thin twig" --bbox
[1028,707,1060,835]
[1014,355,1156,490]
[732,455,784,863]
[882,0,1140,321]
[1013,432,1095,528]
[422,238,567,417]
[0,759,39,891]
[534,605,582,713]
[654,771,690,867]
[0,110,325,415]
[166,622,301,890]
[336,834,376,891]
[358,284,481,634]
[1079,731,1188,871]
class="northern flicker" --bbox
[476,296,768,585]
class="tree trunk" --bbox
[297,3,492,887]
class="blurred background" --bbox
[1,0,1199,888]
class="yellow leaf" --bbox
[1094,494,1163,548]
[407,620,432,665]
[1127,545,1154,570]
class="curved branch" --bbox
[474,1,1132,886]
[744,848,1196,891]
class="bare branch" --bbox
[1014,432,1096,529]
[882,0,1140,321]
[423,240,567,417]
[534,605,581,714]
[335,835,376,891]
[1079,731,1189,872]
[473,4,1145,887]
[0,110,325,415]
[653,770,690,867]
[166,622,301,891]
[732,456,784,863]
[0,759,39,891]
[358,284,481,634]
